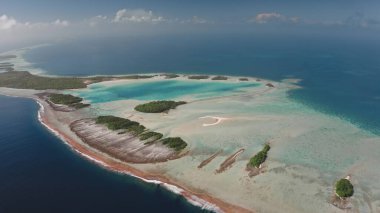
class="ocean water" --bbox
[0,95,210,213]
[74,80,259,103]
[3,34,380,212]
[24,35,380,134]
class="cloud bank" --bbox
[0,15,17,30]
[251,12,299,24]
[0,8,379,51]
[113,9,164,23]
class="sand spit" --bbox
[216,149,245,173]
[246,164,265,178]
[199,116,228,127]
[198,150,223,169]
[70,118,182,163]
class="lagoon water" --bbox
[0,95,210,213]
[74,80,259,104]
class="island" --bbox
[335,178,354,198]
[162,73,180,79]
[211,76,228,80]
[0,68,375,213]
[188,75,209,80]
[48,93,90,109]
[134,100,187,113]
[0,70,155,90]
[246,144,270,177]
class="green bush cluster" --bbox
[139,131,163,141]
[0,71,87,90]
[211,76,228,80]
[161,137,188,151]
[96,115,187,151]
[49,94,82,105]
[134,101,186,113]
[164,73,179,79]
[188,75,209,80]
[49,93,90,109]
[335,179,354,198]
[248,144,271,168]
[127,124,146,136]
[96,116,142,132]
[239,78,249,81]
[121,75,155,79]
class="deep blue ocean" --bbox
[25,35,380,134]
[0,95,210,213]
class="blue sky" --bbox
[1,0,380,49]
[3,0,380,22]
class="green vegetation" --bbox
[335,179,354,198]
[48,93,90,109]
[0,71,157,90]
[239,78,249,81]
[0,71,87,90]
[211,76,228,80]
[135,100,186,113]
[96,115,141,131]
[139,131,163,141]
[248,144,271,168]
[96,115,187,151]
[188,75,209,80]
[127,124,146,136]
[121,75,155,79]
[161,137,187,151]
[49,94,82,105]
[162,73,180,79]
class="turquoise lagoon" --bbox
[73,79,260,103]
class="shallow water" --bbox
[73,79,259,103]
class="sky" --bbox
[1,0,380,50]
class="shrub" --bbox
[139,131,163,141]
[161,137,187,151]
[335,179,354,198]
[135,101,186,113]
[96,116,139,130]
[211,76,228,80]
[248,144,271,168]
[0,71,87,90]
[188,75,209,80]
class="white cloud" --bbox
[0,14,17,30]
[87,15,108,27]
[112,9,164,23]
[53,19,70,26]
[251,12,299,24]
[254,13,285,24]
